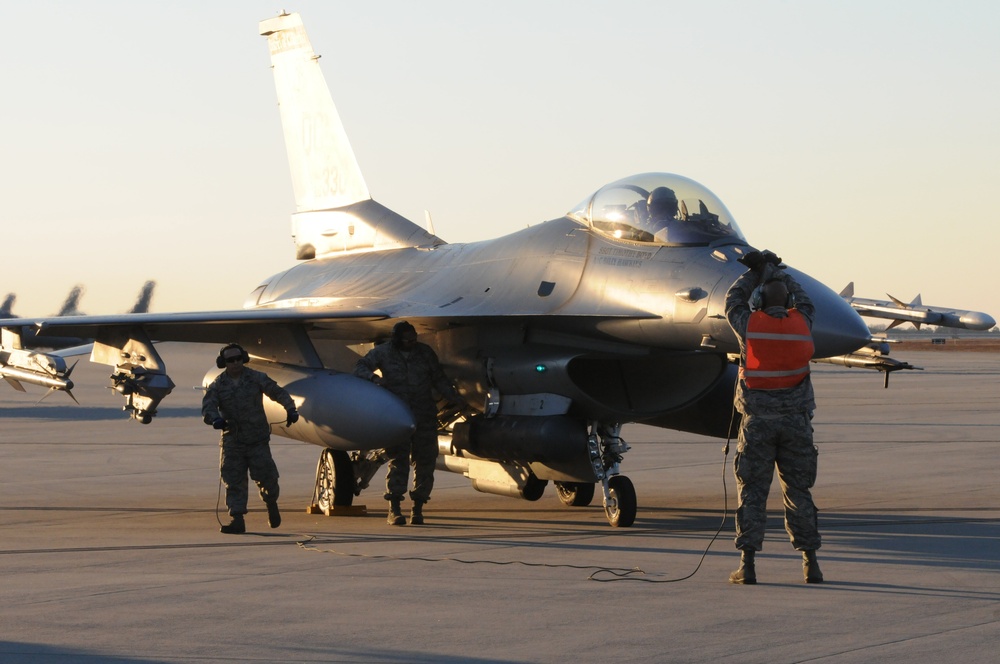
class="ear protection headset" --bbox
[751,280,795,311]
[216,343,250,369]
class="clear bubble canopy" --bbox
[568,172,746,246]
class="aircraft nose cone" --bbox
[785,267,870,357]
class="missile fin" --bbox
[3,375,27,392]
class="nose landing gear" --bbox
[587,422,636,527]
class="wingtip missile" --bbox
[843,287,996,331]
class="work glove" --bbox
[212,418,227,430]
[738,249,783,271]
[760,249,782,266]
[285,410,299,426]
[203,413,215,426]
[737,250,764,270]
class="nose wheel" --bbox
[603,475,637,527]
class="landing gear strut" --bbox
[587,422,636,527]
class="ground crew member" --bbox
[355,321,465,525]
[202,343,299,534]
[725,250,823,584]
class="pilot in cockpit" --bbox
[647,186,679,222]
[643,186,682,241]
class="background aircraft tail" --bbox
[0,294,15,318]
[260,12,442,259]
[56,285,85,316]
[128,280,156,314]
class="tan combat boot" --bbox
[803,550,824,583]
[729,549,757,584]
[387,498,405,526]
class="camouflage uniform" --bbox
[355,340,460,504]
[202,367,296,517]
[726,268,821,552]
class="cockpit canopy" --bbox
[568,173,746,246]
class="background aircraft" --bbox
[0,281,156,350]
[0,13,992,527]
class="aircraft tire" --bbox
[605,475,637,527]
[521,474,548,502]
[554,481,596,507]
[315,449,356,511]
[330,449,356,506]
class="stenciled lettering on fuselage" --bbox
[595,247,654,268]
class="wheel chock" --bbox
[306,504,368,516]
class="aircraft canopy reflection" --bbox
[570,173,746,246]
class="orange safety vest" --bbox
[742,309,814,390]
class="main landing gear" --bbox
[554,481,596,507]
[308,449,379,516]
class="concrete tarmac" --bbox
[1,344,998,663]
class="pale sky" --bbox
[1,1,998,324]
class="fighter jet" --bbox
[0,13,983,527]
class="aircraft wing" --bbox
[0,306,389,422]
[3,299,659,345]
[3,307,390,341]
[0,306,390,373]
[0,302,662,425]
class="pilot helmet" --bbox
[646,187,679,220]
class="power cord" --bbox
[296,536,641,577]
[588,439,730,582]
[588,396,739,583]
[295,403,739,584]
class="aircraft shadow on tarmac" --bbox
[290,507,999,590]
[821,511,1000,570]
[0,647,162,664]
[0,641,534,664]
[0,405,200,421]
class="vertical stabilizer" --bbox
[260,12,369,211]
[260,13,443,259]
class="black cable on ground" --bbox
[588,398,738,583]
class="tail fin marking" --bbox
[260,12,443,259]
